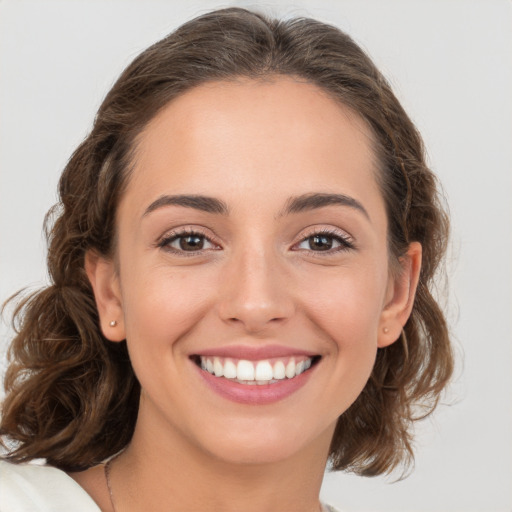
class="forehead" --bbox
[125,77,383,220]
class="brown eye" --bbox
[179,234,205,251]
[308,235,333,251]
[160,231,218,253]
[294,230,354,253]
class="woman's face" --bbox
[90,77,418,465]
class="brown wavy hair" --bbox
[1,7,453,475]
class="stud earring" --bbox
[109,320,117,327]
[383,327,389,334]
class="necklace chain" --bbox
[104,454,326,512]
[104,454,121,512]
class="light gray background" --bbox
[1,1,511,511]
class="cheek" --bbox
[299,264,387,344]
[119,263,213,361]
[297,263,387,406]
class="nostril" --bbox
[217,289,295,331]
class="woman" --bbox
[0,7,453,512]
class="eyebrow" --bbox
[143,194,229,217]
[280,193,370,220]
[142,192,369,220]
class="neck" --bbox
[112,405,333,512]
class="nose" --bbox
[216,246,295,334]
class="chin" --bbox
[194,416,334,467]
[207,438,308,466]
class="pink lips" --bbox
[194,344,318,361]
[191,344,319,405]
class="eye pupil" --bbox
[309,235,333,251]
[179,235,204,251]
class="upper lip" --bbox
[192,344,319,361]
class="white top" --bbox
[0,460,100,511]
[1,459,340,511]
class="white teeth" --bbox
[255,360,273,380]
[223,359,237,379]
[285,358,296,379]
[273,361,286,380]
[213,357,224,377]
[199,355,315,383]
[237,360,255,381]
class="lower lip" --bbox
[195,362,317,405]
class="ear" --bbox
[378,242,422,348]
[85,250,126,342]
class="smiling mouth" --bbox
[191,355,321,385]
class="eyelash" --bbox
[157,227,355,256]
[157,228,220,256]
[293,228,355,254]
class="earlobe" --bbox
[378,242,422,348]
[84,250,126,342]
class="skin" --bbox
[74,77,421,512]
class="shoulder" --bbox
[0,459,101,512]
